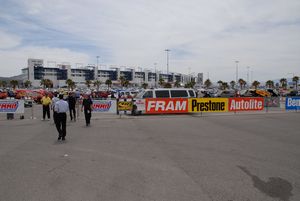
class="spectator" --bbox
[41,93,51,120]
[67,92,76,121]
[81,94,93,127]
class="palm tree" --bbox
[124,80,130,87]
[142,83,148,89]
[238,79,246,89]
[217,80,223,89]
[24,80,32,88]
[0,80,7,88]
[292,76,299,89]
[174,80,181,88]
[105,79,112,91]
[158,78,165,87]
[265,80,274,89]
[230,80,236,89]
[280,78,287,89]
[119,76,126,87]
[221,82,229,90]
[10,80,19,89]
[66,79,74,89]
[85,80,92,88]
[252,80,260,89]
[204,79,212,89]
[94,80,101,91]
[40,79,47,88]
[164,82,172,88]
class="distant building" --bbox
[22,58,199,88]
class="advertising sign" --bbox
[264,97,280,107]
[188,98,228,113]
[118,100,133,111]
[0,100,24,113]
[229,97,264,111]
[92,100,116,113]
[285,97,300,110]
[146,98,188,114]
[134,99,146,112]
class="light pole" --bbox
[165,49,170,74]
[235,60,239,87]
[96,56,100,68]
[154,63,157,88]
[246,66,250,88]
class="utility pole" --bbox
[235,60,239,88]
[165,49,170,74]
[246,66,250,88]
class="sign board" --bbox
[188,98,228,113]
[146,98,188,114]
[0,99,24,113]
[228,97,264,111]
[285,97,300,110]
[92,100,117,113]
[118,100,133,111]
[134,99,146,112]
[264,97,280,107]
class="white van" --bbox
[132,88,196,115]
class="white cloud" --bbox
[0,30,21,49]
[1,0,300,81]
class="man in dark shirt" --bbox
[81,94,93,126]
[67,92,76,121]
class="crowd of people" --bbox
[41,92,93,141]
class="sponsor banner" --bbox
[264,97,280,107]
[146,98,188,114]
[285,97,300,110]
[189,98,228,113]
[229,97,264,111]
[92,100,116,113]
[134,99,146,112]
[118,101,133,111]
[0,99,24,113]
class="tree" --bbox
[164,82,172,88]
[265,80,274,89]
[105,79,112,91]
[142,83,148,89]
[0,80,7,88]
[119,76,126,87]
[238,79,246,89]
[66,79,74,90]
[94,80,101,91]
[24,80,32,88]
[204,79,212,88]
[230,80,236,89]
[217,80,223,89]
[158,78,165,87]
[174,80,181,88]
[280,78,287,89]
[10,80,19,89]
[40,79,47,89]
[85,80,92,88]
[292,76,299,89]
[221,82,229,90]
[252,80,260,89]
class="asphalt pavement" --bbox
[0,106,299,201]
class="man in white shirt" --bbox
[54,94,69,141]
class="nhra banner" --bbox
[0,99,24,113]
[229,97,264,111]
[92,100,117,113]
[285,97,300,110]
[188,98,228,113]
[146,98,188,114]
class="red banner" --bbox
[229,97,264,111]
[145,98,188,114]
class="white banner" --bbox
[92,100,117,113]
[0,99,25,113]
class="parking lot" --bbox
[0,106,300,201]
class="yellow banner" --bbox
[188,98,228,112]
[118,101,133,111]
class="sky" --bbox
[0,0,300,83]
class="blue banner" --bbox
[285,97,300,110]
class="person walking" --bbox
[54,94,69,141]
[67,92,76,121]
[81,94,93,126]
[51,92,59,124]
[41,93,51,120]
